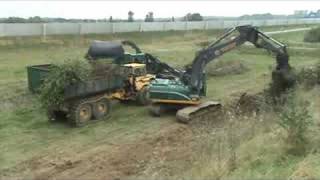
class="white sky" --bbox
[0,1,319,19]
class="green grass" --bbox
[0,24,320,179]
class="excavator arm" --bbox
[144,53,183,78]
[186,25,290,95]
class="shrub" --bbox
[278,90,312,155]
[304,27,320,43]
[297,62,320,88]
[40,59,92,109]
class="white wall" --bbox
[0,18,319,37]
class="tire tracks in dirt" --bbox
[2,122,194,180]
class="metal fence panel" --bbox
[0,18,319,37]
[113,22,140,33]
[187,21,206,30]
[164,22,186,31]
[0,23,42,36]
[46,23,79,35]
[80,23,113,34]
[141,22,164,32]
[0,24,5,37]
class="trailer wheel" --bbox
[69,100,93,127]
[93,98,111,120]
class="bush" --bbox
[304,27,320,43]
[297,62,320,88]
[278,90,312,155]
[40,59,92,109]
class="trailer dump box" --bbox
[64,75,124,100]
[27,63,125,98]
[27,64,52,92]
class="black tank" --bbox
[86,40,124,60]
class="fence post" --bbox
[204,21,209,30]
[42,23,46,41]
[162,22,166,31]
[139,22,143,32]
[78,23,82,35]
[111,23,114,33]
[185,21,188,31]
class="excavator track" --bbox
[176,101,221,123]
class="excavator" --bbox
[148,25,296,123]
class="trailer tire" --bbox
[93,98,111,120]
[69,100,93,127]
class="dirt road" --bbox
[265,27,312,35]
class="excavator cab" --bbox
[120,63,147,77]
[117,63,155,105]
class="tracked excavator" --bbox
[148,25,296,123]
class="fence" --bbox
[0,18,320,37]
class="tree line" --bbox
[0,11,309,23]
[0,12,203,23]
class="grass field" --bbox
[0,24,319,179]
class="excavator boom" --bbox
[186,25,290,95]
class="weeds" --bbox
[278,90,313,155]
[297,62,320,88]
[304,26,320,43]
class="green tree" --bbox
[28,16,43,23]
[128,11,134,22]
[4,17,27,23]
[183,13,203,21]
[145,12,154,22]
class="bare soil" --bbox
[2,123,194,180]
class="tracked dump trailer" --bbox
[50,75,125,126]
[27,62,155,126]
[26,40,159,126]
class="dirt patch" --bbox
[236,92,265,114]
[2,124,194,180]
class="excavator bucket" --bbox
[176,101,222,123]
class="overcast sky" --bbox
[0,1,319,19]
